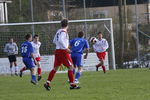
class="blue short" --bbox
[23,57,35,69]
[71,53,83,67]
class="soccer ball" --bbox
[90,37,98,44]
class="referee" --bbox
[4,38,18,76]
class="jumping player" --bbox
[70,31,89,84]
[44,19,80,91]
[20,35,42,81]
[91,32,109,73]
[4,38,18,76]
[21,34,37,85]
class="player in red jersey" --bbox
[91,32,109,73]
[44,19,80,91]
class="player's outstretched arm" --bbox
[4,44,8,53]
[84,48,89,59]
[31,53,37,65]
[103,40,109,50]
[15,43,18,54]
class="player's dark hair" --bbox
[61,19,68,28]
[98,32,103,35]
[78,31,84,38]
[9,38,13,40]
[25,34,32,40]
[34,34,39,38]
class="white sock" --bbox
[10,67,13,74]
[15,66,18,73]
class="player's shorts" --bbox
[96,52,106,60]
[8,55,17,63]
[71,53,83,67]
[36,57,41,62]
[54,49,73,67]
[23,57,35,69]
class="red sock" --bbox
[47,69,56,82]
[68,70,75,86]
[20,67,26,72]
[96,64,101,68]
[102,66,106,73]
[38,67,42,76]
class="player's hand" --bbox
[66,48,71,53]
[102,47,106,51]
[84,55,88,59]
[34,60,37,65]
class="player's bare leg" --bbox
[10,62,13,76]
[14,61,18,76]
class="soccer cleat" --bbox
[38,76,42,81]
[15,73,18,76]
[70,85,81,90]
[44,83,51,91]
[103,71,106,74]
[96,65,99,71]
[31,80,38,85]
[19,72,23,77]
[74,79,80,84]
[11,73,13,76]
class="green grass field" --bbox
[0,68,150,100]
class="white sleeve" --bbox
[53,34,57,44]
[4,44,8,53]
[15,43,18,54]
[103,40,109,50]
[93,44,96,52]
[39,42,41,47]
[58,32,67,49]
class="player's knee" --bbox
[100,60,104,65]
[14,62,17,66]
[10,63,13,67]
[78,67,83,72]
[37,62,41,67]
[67,65,74,70]
[53,66,59,71]
[31,68,37,75]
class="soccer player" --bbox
[20,35,42,81]
[44,19,80,91]
[4,38,18,76]
[70,31,89,84]
[92,32,109,73]
[20,34,37,85]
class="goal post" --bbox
[0,18,116,71]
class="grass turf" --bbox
[0,68,150,100]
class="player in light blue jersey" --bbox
[70,31,89,84]
[20,34,37,85]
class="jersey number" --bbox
[21,46,27,53]
[74,40,80,46]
